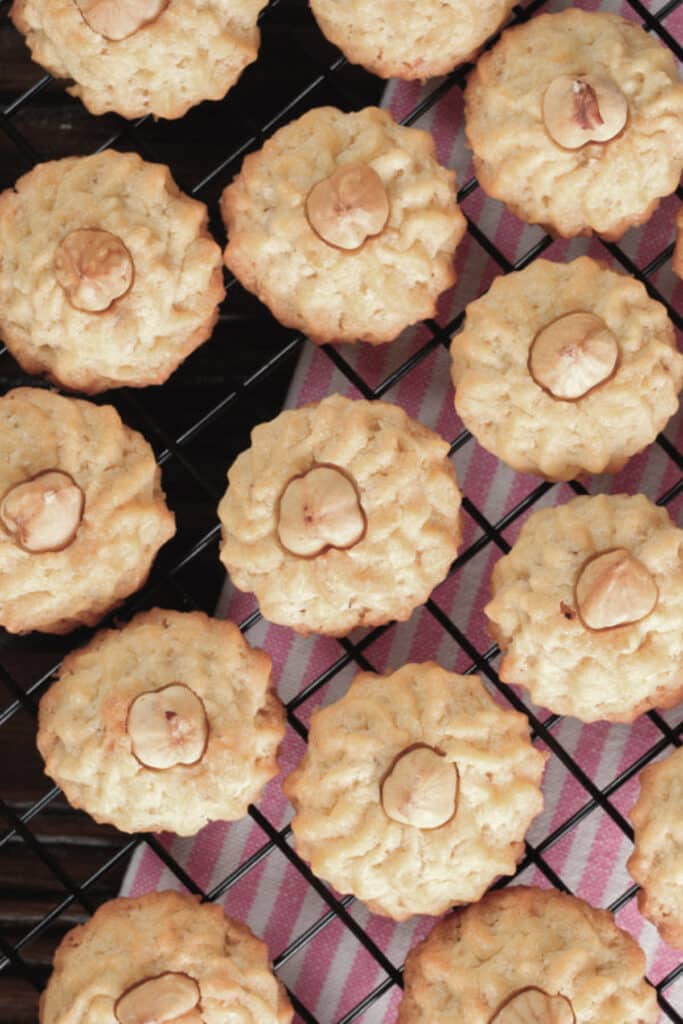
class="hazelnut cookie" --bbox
[0,388,175,635]
[486,494,683,723]
[465,9,683,239]
[221,106,466,345]
[628,746,683,951]
[397,886,658,1023]
[450,257,683,481]
[37,609,285,836]
[39,890,293,1024]
[11,0,267,120]
[309,0,515,80]
[0,151,224,394]
[218,395,462,635]
[284,663,546,920]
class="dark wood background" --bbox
[0,4,380,1019]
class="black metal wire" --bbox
[0,0,682,1021]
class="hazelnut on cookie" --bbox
[397,887,658,1023]
[0,151,225,393]
[221,106,466,345]
[0,388,175,635]
[309,0,516,80]
[39,890,293,1024]
[486,494,683,723]
[218,395,462,635]
[284,664,546,920]
[450,257,683,481]
[37,610,285,836]
[628,746,683,951]
[465,9,683,238]
[11,0,267,119]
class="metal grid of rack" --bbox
[0,0,681,1020]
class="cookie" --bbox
[465,9,683,239]
[0,151,225,394]
[39,889,293,1024]
[628,746,683,951]
[221,106,466,345]
[0,387,175,635]
[675,205,683,279]
[284,662,546,920]
[11,0,267,120]
[486,493,683,723]
[397,886,658,1023]
[37,609,285,836]
[218,394,462,635]
[450,257,683,481]
[309,0,515,80]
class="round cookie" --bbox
[465,9,683,239]
[485,493,683,723]
[39,890,293,1024]
[450,257,683,481]
[397,886,659,1023]
[218,394,462,635]
[11,0,267,120]
[221,106,466,346]
[37,609,285,836]
[0,151,225,394]
[628,746,683,951]
[674,205,683,280]
[309,0,515,80]
[0,387,175,635]
[284,663,547,920]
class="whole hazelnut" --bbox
[528,312,618,401]
[490,987,576,1024]
[380,744,459,830]
[575,548,658,631]
[277,464,366,558]
[126,684,209,770]
[0,471,84,554]
[55,229,134,313]
[542,74,628,149]
[75,0,169,41]
[114,972,201,1024]
[305,162,390,250]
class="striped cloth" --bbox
[122,1,683,1019]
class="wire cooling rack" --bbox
[0,0,682,1021]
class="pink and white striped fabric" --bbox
[122,1,683,1019]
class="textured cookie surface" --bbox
[218,395,462,635]
[0,151,224,393]
[397,886,658,1023]
[39,890,293,1024]
[222,106,466,345]
[486,494,683,723]
[675,206,683,279]
[628,746,683,950]
[0,388,175,635]
[465,9,683,239]
[450,257,683,481]
[284,663,546,920]
[310,0,515,80]
[38,609,285,836]
[11,0,267,119]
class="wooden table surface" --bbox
[0,4,380,1019]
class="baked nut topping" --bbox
[575,548,658,631]
[277,464,366,557]
[74,0,169,41]
[305,162,390,250]
[0,471,84,554]
[491,987,576,1024]
[528,312,619,401]
[114,972,201,1024]
[542,74,628,150]
[381,744,459,829]
[126,684,209,770]
[55,229,134,313]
